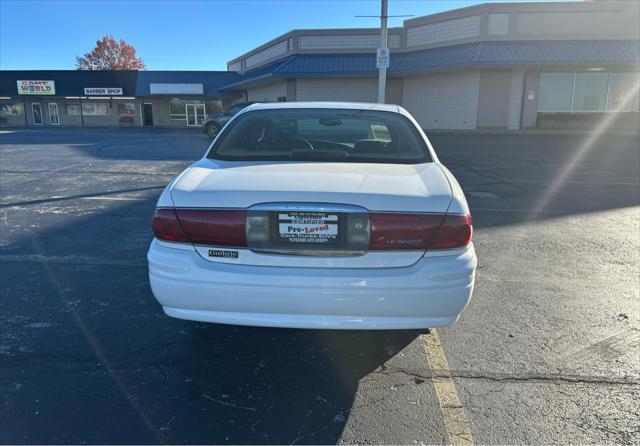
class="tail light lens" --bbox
[369,213,444,250]
[152,208,247,246]
[152,208,189,243]
[175,209,247,246]
[430,215,473,249]
[153,207,471,251]
[369,213,472,250]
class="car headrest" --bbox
[275,119,298,137]
[352,139,388,154]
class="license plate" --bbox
[277,211,339,245]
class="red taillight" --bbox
[152,208,189,243]
[369,213,444,250]
[175,209,247,247]
[152,208,247,246]
[153,208,471,251]
[430,215,473,249]
[369,213,472,250]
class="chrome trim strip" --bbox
[250,248,366,257]
[158,205,466,216]
[249,202,368,213]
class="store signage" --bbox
[17,80,56,95]
[84,87,123,96]
[376,48,390,69]
[149,83,203,95]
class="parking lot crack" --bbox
[203,393,261,412]
[373,366,639,387]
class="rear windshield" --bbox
[208,108,432,164]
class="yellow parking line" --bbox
[422,329,474,445]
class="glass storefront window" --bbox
[607,72,640,112]
[206,100,223,115]
[118,103,137,116]
[65,103,81,116]
[170,98,187,120]
[118,102,137,123]
[0,103,23,116]
[171,98,209,120]
[82,102,111,116]
[538,73,574,111]
[571,72,609,112]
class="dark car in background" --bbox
[202,102,255,138]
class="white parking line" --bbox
[422,329,474,445]
[472,207,566,214]
[80,196,148,201]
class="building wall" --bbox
[402,71,480,129]
[227,1,639,72]
[294,77,403,104]
[514,9,639,40]
[477,71,512,128]
[506,70,526,130]
[402,1,639,51]
[1,96,230,128]
[296,78,378,102]
[140,98,223,127]
[81,99,140,127]
[53,100,83,127]
[245,40,289,69]
[143,99,172,127]
[522,72,541,128]
[386,79,403,106]
[246,82,288,102]
[298,33,401,50]
[1,97,143,128]
[406,15,481,47]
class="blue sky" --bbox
[1,0,570,71]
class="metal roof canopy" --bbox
[220,40,640,90]
[135,71,240,97]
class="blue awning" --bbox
[221,40,640,89]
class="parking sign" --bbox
[376,47,389,69]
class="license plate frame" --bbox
[275,211,341,246]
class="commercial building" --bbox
[0,70,240,128]
[224,0,639,129]
[1,0,638,130]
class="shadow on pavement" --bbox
[0,194,420,444]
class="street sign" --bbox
[376,47,389,69]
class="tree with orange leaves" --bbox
[76,35,146,70]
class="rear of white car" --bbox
[148,102,476,330]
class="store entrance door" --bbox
[143,103,153,126]
[32,103,43,125]
[48,103,60,125]
[186,103,205,127]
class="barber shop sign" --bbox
[17,80,56,95]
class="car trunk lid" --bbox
[169,159,454,268]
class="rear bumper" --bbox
[147,239,476,330]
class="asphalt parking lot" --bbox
[1,127,638,444]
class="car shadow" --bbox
[162,324,420,444]
[0,192,421,444]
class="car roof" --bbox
[244,101,402,114]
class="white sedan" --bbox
[148,102,476,330]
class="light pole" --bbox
[377,0,388,104]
